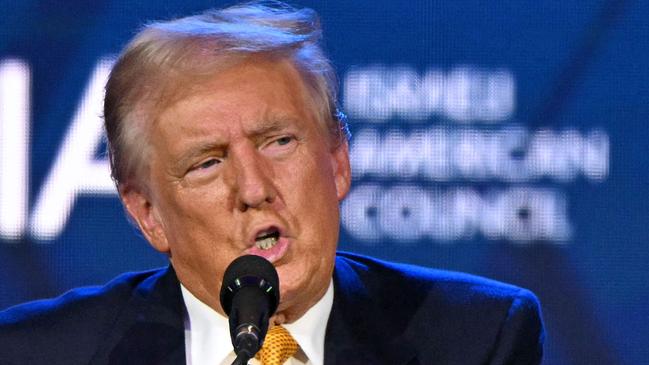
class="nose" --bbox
[230,145,276,211]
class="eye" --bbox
[275,136,294,146]
[260,134,297,158]
[193,158,221,171]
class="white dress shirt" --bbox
[181,280,333,365]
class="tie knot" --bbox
[255,325,299,365]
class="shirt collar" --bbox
[181,285,232,364]
[181,280,334,365]
[283,280,333,365]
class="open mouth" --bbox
[254,228,280,250]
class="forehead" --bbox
[153,57,320,136]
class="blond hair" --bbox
[104,1,348,187]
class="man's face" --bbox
[122,57,350,322]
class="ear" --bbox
[119,184,170,254]
[331,140,351,201]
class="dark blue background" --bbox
[1,1,647,364]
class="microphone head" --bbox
[219,255,280,316]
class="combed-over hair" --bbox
[104,1,348,188]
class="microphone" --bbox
[219,255,280,364]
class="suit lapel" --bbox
[90,266,186,365]
[324,256,418,365]
[88,256,422,365]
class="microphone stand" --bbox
[231,353,251,365]
[230,326,259,365]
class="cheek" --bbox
[294,147,337,188]
[281,161,336,214]
[169,178,226,213]
[283,151,341,236]
[154,185,228,246]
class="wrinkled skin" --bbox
[120,57,351,323]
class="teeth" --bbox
[255,235,278,250]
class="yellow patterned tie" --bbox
[255,325,299,365]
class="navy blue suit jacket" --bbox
[0,252,544,364]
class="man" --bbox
[0,2,544,364]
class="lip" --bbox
[245,236,290,263]
[244,224,291,263]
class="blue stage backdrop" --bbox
[1,1,647,364]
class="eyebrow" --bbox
[173,116,299,169]
[244,116,297,139]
